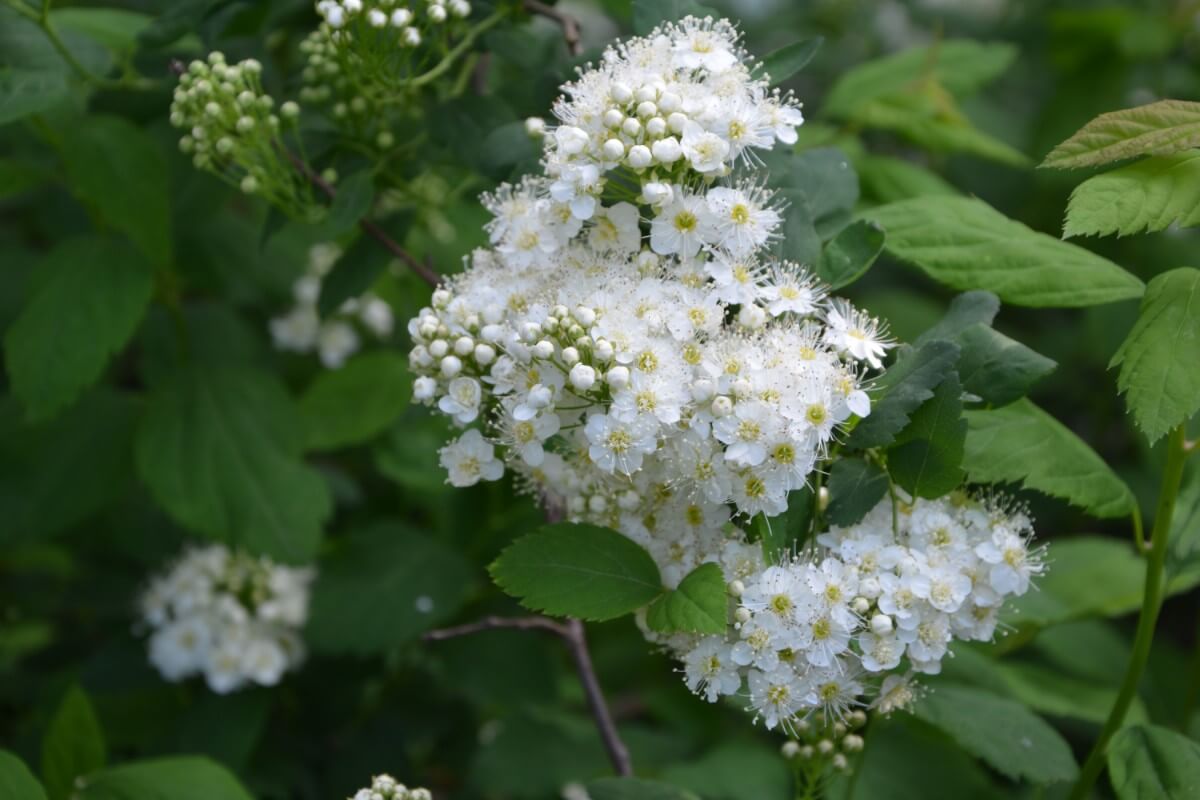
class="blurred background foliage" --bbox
[2,0,1200,798]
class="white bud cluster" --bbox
[140,545,314,695]
[349,774,432,800]
[270,243,396,369]
[543,16,803,222]
[674,493,1042,733]
[170,53,311,214]
[308,0,471,100]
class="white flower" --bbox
[976,528,1040,595]
[681,121,730,174]
[439,429,505,486]
[823,299,891,369]
[589,202,642,253]
[318,321,360,369]
[761,263,823,317]
[649,189,709,257]
[704,185,780,257]
[438,376,483,424]
[684,637,741,702]
[748,665,809,732]
[585,413,659,475]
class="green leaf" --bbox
[1064,152,1200,238]
[0,158,48,199]
[631,0,718,35]
[755,486,814,564]
[887,372,966,499]
[0,389,137,546]
[990,660,1148,726]
[911,685,1078,784]
[1109,724,1200,799]
[847,339,960,449]
[480,120,541,173]
[1109,268,1200,442]
[954,324,1056,406]
[824,40,1017,118]
[588,777,700,800]
[962,398,1135,517]
[299,351,411,451]
[0,751,47,800]
[756,38,823,85]
[661,743,791,800]
[135,364,331,562]
[50,9,151,53]
[58,115,172,265]
[306,522,473,654]
[137,0,222,50]
[313,170,373,239]
[490,523,663,621]
[773,147,860,227]
[4,237,153,422]
[856,154,959,204]
[825,458,889,526]
[78,757,253,800]
[317,215,412,316]
[915,291,1000,345]
[645,563,727,635]
[0,68,67,126]
[862,196,1144,307]
[1041,99,1200,169]
[41,685,105,800]
[816,219,884,289]
[1006,537,1142,628]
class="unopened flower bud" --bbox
[728,579,744,597]
[602,139,625,160]
[832,753,848,771]
[781,741,801,758]
[606,366,630,389]
[610,82,633,103]
[602,108,624,128]
[413,376,437,401]
[851,596,870,614]
[667,112,688,133]
[645,117,667,137]
[818,485,831,511]
[533,340,555,359]
[635,85,656,103]
[440,355,462,377]
[562,346,581,366]
[843,734,864,752]
[429,339,449,358]
[593,339,614,362]
[642,181,673,206]
[525,116,546,137]
[627,145,652,168]
[454,336,474,356]
[870,614,894,635]
[474,343,496,365]
[817,739,834,755]
[621,117,642,137]
[588,494,607,513]
[735,606,752,623]
[711,396,733,417]
[652,136,682,163]
[658,92,682,112]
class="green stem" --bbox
[1069,425,1190,800]
[409,9,506,89]
[1132,506,1146,554]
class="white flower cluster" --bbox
[408,17,890,588]
[543,16,803,221]
[270,243,396,368]
[349,775,432,800]
[171,53,311,213]
[140,545,314,694]
[672,493,1042,732]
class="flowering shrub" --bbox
[2,1,1199,799]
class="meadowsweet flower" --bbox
[439,429,504,487]
[140,545,313,694]
[348,774,432,800]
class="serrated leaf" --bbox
[645,563,727,635]
[306,522,473,654]
[135,364,331,562]
[0,751,46,800]
[78,757,253,800]
[825,458,889,526]
[851,93,1030,167]
[847,339,960,449]
[817,219,884,289]
[756,38,822,85]
[631,0,718,35]
[41,685,105,800]
[490,523,663,621]
[57,115,172,266]
[0,68,67,126]
[911,685,1078,784]
[299,350,411,450]
[4,237,153,422]
[862,196,1144,307]
[588,777,700,800]
[1108,724,1200,799]
[954,324,1056,406]
[825,40,1017,118]
[1042,99,1200,169]
[1065,152,1200,238]
[1109,267,1200,442]
[887,372,966,499]
[962,398,1136,517]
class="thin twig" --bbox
[524,0,583,56]
[424,614,633,776]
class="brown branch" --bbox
[284,152,443,287]
[423,614,633,777]
[524,0,582,56]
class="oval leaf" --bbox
[490,523,663,621]
[1109,724,1200,799]
[645,563,727,635]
